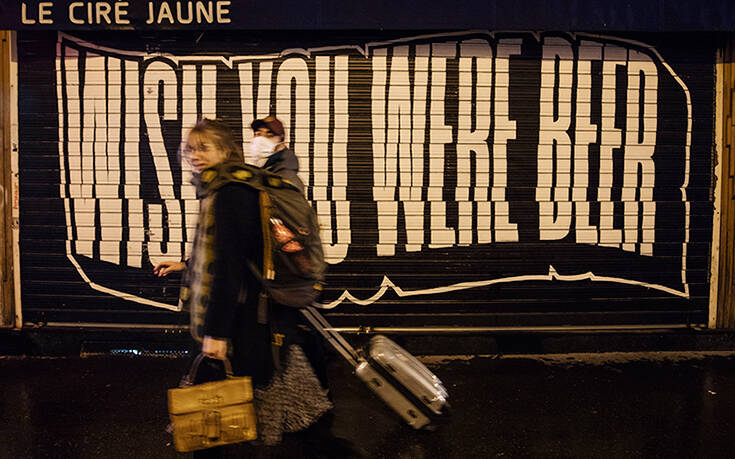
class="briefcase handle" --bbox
[181,353,234,387]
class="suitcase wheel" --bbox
[421,403,452,431]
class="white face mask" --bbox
[250,136,279,167]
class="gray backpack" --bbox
[228,164,327,310]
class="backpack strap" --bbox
[255,190,273,325]
[258,191,275,281]
[229,165,300,193]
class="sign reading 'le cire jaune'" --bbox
[20,1,232,25]
[54,32,694,309]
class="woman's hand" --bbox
[202,336,228,360]
[153,261,186,277]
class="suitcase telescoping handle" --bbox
[301,307,360,368]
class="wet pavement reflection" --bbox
[2,351,735,458]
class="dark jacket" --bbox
[204,182,276,385]
[263,147,305,193]
[205,182,262,339]
[202,178,326,388]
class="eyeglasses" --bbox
[181,142,212,159]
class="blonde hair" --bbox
[186,118,244,163]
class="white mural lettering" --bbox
[574,41,602,245]
[624,50,658,256]
[493,39,521,242]
[54,31,694,311]
[457,39,492,245]
[143,60,183,266]
[537,37,574,241]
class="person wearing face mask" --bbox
[248,115,363,457]
[249,116,305,193]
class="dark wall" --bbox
[18,30,716,328]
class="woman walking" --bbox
[155,118,336,457]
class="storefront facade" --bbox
[2,1,734,332]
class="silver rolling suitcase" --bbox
[301,307,449,429]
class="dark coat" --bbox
[199,179,327,389]
[263,147,305,193]
[204,182,274,385]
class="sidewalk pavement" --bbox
[2,349,735,458]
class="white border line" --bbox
[55,31,694,311]
[316,265,689,309]
[66,248,180,311]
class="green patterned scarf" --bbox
[179,159,246,342]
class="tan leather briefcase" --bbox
[168,354,257,452]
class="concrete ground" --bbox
[2,350,735,458]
